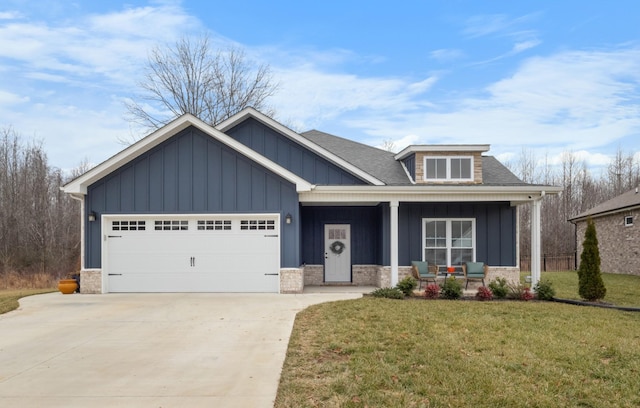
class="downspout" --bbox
[390,200,399,287]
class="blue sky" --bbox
[1,0,639,174]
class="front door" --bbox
[324,224,351,282]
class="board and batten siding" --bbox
[85,126,300,269]
[225,118,368,185]
[398,202,517,267]
[300,206,384,266]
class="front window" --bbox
[423,219,475,267]
[424,156,473,181]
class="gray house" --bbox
[569,187,640,275]
[63,108,560,293]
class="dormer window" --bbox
[424,156,473,181]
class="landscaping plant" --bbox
[534,279,556,300]
[577,218,607,301]
[395,276,417,297]
[370,287,404,299]
[488,277,509,299]
[424,283,440,299]
[475,286,493,301]
[440,276,462,299]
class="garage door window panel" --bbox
[155,220,189,231]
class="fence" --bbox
[520,253,576,272]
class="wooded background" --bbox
[1,125,638,286]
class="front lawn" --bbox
[0,289,56,315]
[276,272,640,407]
[539,271,640,307]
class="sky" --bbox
[1,0,639,175]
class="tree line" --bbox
[0,127,83,285]
[509,147,640,264]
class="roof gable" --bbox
[63,114,313,195]
[216,108,385,186]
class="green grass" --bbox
[532,271,640,307]
[276,272,640,407]
[0,289,56,315]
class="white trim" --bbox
[399,160,416,184]
[422,218,476,266]
[395,144,490,160]
[423,156,474,182]
[216,108,385,186]
[390,200,399,286]
[63,113,313,195]
[530,198,542,288]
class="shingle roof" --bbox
[300,129,528,186]
[301,130,410,185]
[570,187,640,221]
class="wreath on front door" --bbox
[329,240,346,255]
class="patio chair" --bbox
[411,261,438,289]
[462,261,489,289]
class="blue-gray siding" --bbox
[85,126,300,269]
[225,118,368,185]
[402,155,416,181]
[398,202,517,266]
[300,206,383,266]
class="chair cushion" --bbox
[412,261,435,277]
[465,262,485,274]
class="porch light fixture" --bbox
[88,211,97,222]
[285,213,292,224]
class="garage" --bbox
[104,214,281,293]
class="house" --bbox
[62,108,561,294]
[569,187,640,275]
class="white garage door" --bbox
[104,215,280,293]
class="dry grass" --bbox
[276,272,640,408]
[0,271,60,290]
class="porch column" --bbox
[530,197,542,288]
[390,200,399,287]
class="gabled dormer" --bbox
[394,145,490,184]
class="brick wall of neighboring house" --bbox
[575,210,640,275]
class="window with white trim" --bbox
[197,220,232,231]
[625,216,633,227]
[424,156,473,181]
[112,220,146,231]
[154,220,188,231]
[240,219,275,230]
[423,218,475,266]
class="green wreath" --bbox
[329,240,345,255]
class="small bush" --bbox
[508,283,534,301]
[488,277,509,299]
[475,286,493,301]
[440,276,462,300]
[371,287,405,299]
[396,276,417,297]
[534,279,556,300]
[424,283,440,299]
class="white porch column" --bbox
[390,200,399,287]
[530,197,542,288]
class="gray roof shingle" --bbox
[300,129,527,186]
[570,187,640,221]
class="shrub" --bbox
[578,219,607,301]
[508,283,534,301]
[534,279,556,300]
[371,287,405,299]
[475,286,493,301]
[424,283,440,299]
[440,276,462,300]
[396,276,417,297]
[488,277,509,299]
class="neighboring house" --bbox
[569,187,640,275]
[62,108,561,294]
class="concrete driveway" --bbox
[0,291,363,407]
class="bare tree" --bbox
[125,35,278,133]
